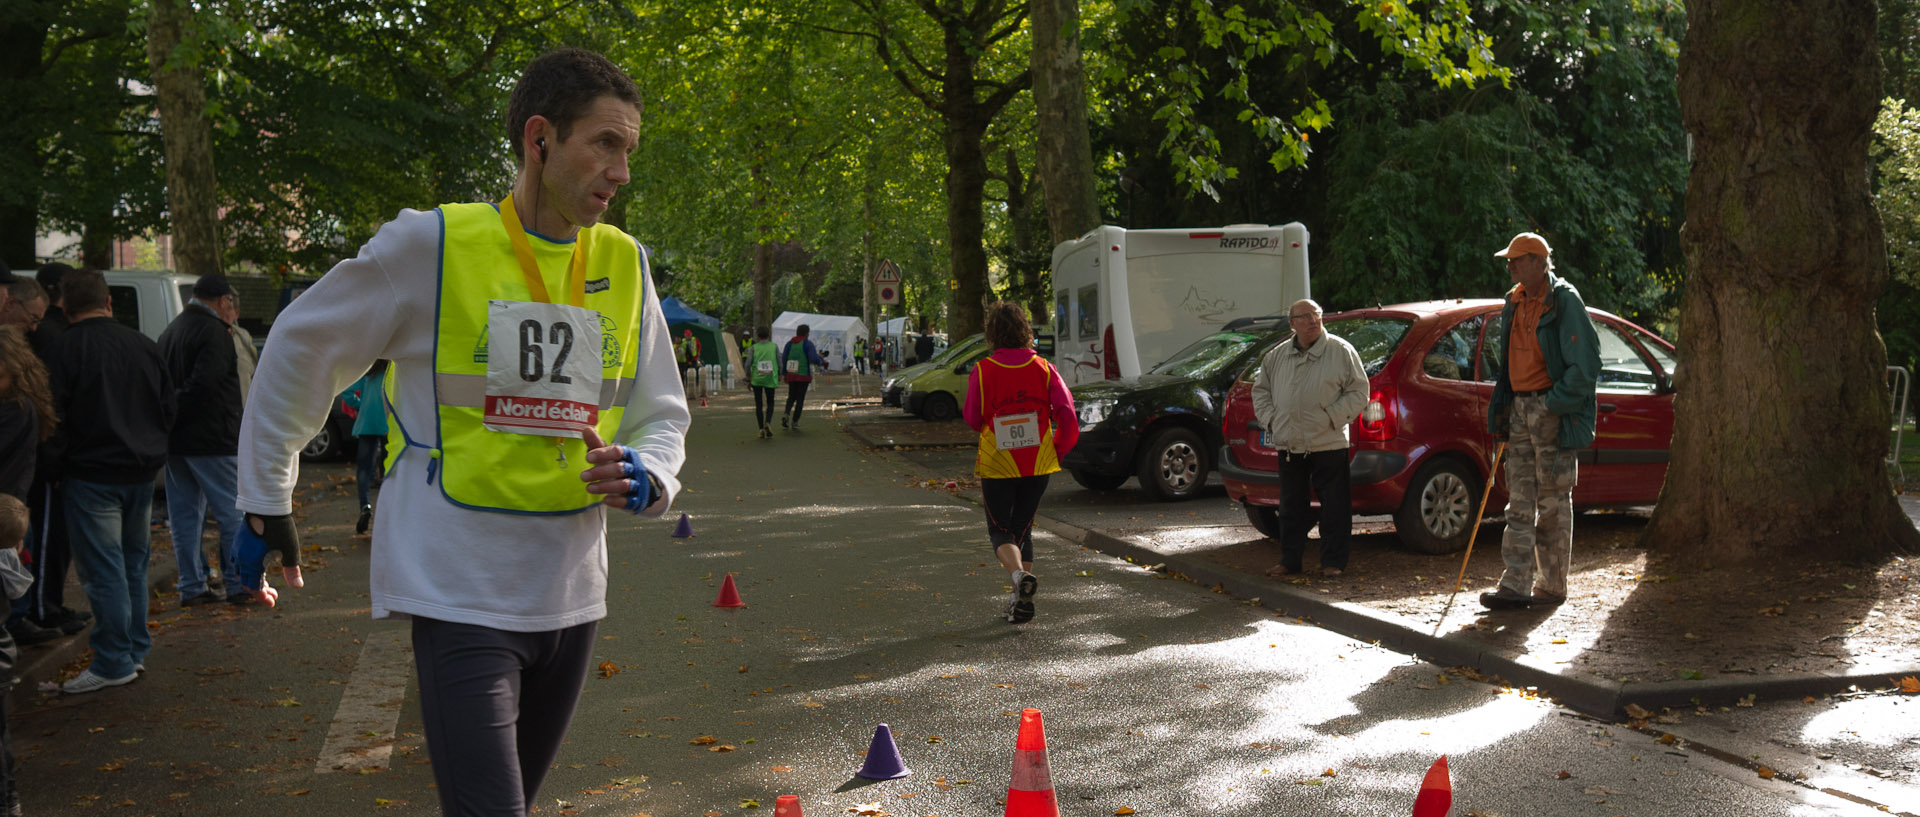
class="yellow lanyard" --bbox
[498,193,590,307]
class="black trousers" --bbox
[752,386,778,427]
[411,617,598,817]
[981,473,1051,563]
[784,381,811,421]
[17,478,70,621]
[1276,448,1352,571]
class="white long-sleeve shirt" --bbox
[237,208,690,631]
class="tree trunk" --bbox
[862,175,876,353]
[147,0,223,277]
[1031,0,1101,245]
[0,17,51,269]
[751,154,772,331]
[943,113,989,340]
[81,212,115,270]
[1646,0,1920,562]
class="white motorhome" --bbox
[1049,224,1310,385]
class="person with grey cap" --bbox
[156,273,250,607]
[1480,232,1600,611]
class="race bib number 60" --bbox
[484,300,604,437]
[993,412,1042,451]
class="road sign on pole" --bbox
[876,259,902,305]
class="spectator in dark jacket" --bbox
[15,262,85,641]
[157,274,248,608]
[47,268,174,694]
[0,326,79,646]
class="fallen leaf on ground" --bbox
[1115,808,1137,815]
[1758,766,1777,779]
[1898,676,1920,694]
[599,661,621,679]
[690,735,718,745]
[1623,703,1653,719]
[846,803,891,816]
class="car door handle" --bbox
[1599,403,1618,412]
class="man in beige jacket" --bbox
[1252,299,1368,578]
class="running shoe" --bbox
[1011,572,1038,623]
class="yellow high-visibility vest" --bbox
[386,202,647,514]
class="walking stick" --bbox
[1432,441,1507,635]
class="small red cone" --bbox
[701,397,708,407]
[773,794,804,816]
[945,480,958,491]
[713,573,746,608]
[1411,755,1451,817]
[1005,708,1059,817]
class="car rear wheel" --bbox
[1069,468,1129,492]
[1244,505,1281,540]
[301,421,342,461]
[921,392,959,422]
[1394,457,1480,554]
[1137,427,1208,501]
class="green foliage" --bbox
[1876,98,1920,288]
[1109,0,1506,200]
[1314,0,1687,323]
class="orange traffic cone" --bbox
[1411,755,1451,817]
[713,573,746,608]
[773,794,804,816]
[1005,708,1059,817]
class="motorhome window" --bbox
[1148,332,1260,379]
[1055,293,1070,340]
[108,285,142,333]
[1076,285,1098,340]
[1321,317,1411,377]
[178,284,195,306]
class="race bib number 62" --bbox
[484,300,604,437]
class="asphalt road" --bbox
[14,386,1913,816]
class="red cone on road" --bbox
[1005,708,1059,817]
[773,794,804,816]
[712,573,746,608]
[1411,755,1452,817]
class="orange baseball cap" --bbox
[1494,232,1552,258]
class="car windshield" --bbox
[1148,332,1261,378]
[931,334,983,366]
[1240,317,1412,382]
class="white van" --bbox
[102,269,196,341]
[1048,224,1310,385]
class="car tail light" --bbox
[1103,324,1119,380]
[1354,384,1396,441]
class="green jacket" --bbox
[1486,273,1602,449]
[748,341,780,388]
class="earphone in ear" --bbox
[536,137,547,162]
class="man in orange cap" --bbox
[1481,232,1599,611]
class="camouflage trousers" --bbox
[1499,394,1578,598]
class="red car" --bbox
[1218,299,1679,553]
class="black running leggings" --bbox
[753,386,778,427]
[981,473,1051,563]
[411,617,598,817]
[784,381,811,420]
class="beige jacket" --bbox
[1251,333,1368,454]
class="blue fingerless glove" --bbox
[236,525,269,593]
[616,446,655,513]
